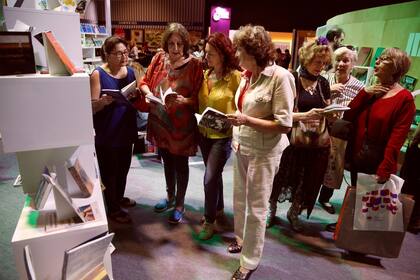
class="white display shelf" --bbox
[4,7,83,68]
[0,73,94,153]
[83,57,102,63]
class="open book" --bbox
[145,87,178,105]
[62,233,114,280]
[101,80,137,100]
[322,104,351,114]
[195,107,231,133]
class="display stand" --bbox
[0,8,113,280]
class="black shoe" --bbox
[325,222,337,232]
[231,266,257,280]
[319,201,336,214]
[227,241,242,253]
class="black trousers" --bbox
[160,148,189,208]
[96,145,133,214]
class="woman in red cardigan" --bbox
[325,48,416,233]
[344,47,415,185]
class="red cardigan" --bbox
[344,88,416,179]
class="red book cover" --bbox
[44,31,80,75]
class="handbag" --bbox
[334,185,414,258]
[352,99,386,174]
[290,73,330,148]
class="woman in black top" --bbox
[267,38,333,231]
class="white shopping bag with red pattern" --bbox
[353,173,404,232]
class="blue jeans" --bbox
[199,135,232,223]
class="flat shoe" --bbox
[227,241,242,253]
[120,197,136,208]
[231,266,257,280]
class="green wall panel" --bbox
[324,1,420,108]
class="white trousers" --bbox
[233,150,281,270]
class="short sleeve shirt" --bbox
[232,64,295,156]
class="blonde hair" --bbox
[334,46,357,63]
[298,40,332,67]
[381,48,411,84]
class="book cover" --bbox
[322,104,351,114]
[23,245,37,280]
[0,31,36,75]
[356,47,373,66]
[145,87,177,105]
[195,107,231,133]
[43,31,82,76]
[66,158,94,198]
[400,75,417,92]
[62,233,114,280]
[33,167,53,210]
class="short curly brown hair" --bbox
[161,22,190,58]
[299,39,332,68]
[101,36,128,62]
[233,25,275,68]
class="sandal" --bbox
[120,197,137,208]
[109,210,132,224]
[231,266,257,280]
[227,241,242,254]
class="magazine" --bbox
[195,107,231,133]
[322,104,351,114]
[145,87,178,105]
[62,232,114,280]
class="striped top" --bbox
[324,73,364,108]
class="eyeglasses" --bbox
[377,55,392,63]
[110,50,129,58]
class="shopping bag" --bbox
[334,186,414,258]
[354,174,404,232]
[323,136,347,189]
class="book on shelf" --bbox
[322,104,351,114]
[98,26,107,34]
[33,167,54,210]
[62,232,114,280]
[145,87,178,106]
[44,174,94,222]
[23,245,37,280]
[356,47,373,66]
[195,107,231,133]
[42,31,83,75]
[0,31,36,75]
[66,158,94,198]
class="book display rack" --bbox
[0,7,113,280]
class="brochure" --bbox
[195,107,231,133]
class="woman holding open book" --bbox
[90,36,140,224]
[196,32,241,240]
[134,23,203,224]
[226,25,295,280]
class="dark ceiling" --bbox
[204,0,415,32]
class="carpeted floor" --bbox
[1,152,420,280]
